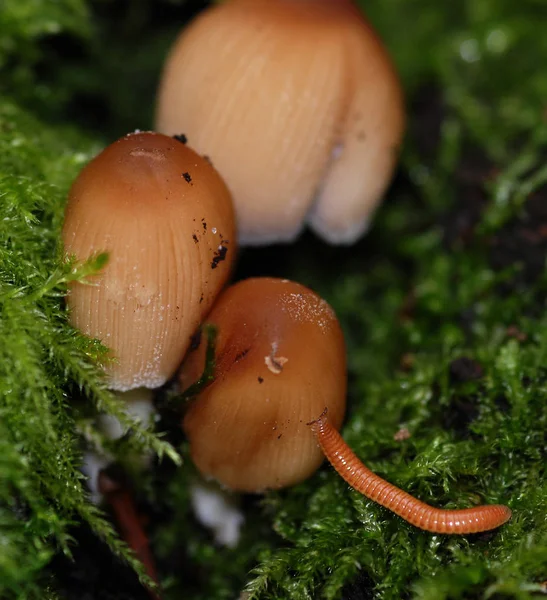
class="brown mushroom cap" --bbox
[63,131,236,391]
[180,277,347,492]
[156,0,404,245]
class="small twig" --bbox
[98,469,161,600]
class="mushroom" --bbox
[155,0,405,245]
[180,277,347,492]
[62,131,236,391]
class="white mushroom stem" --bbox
[84,388,156,503]
[82,451,110,505]
[190,481,245,548]
[99,388,156,440]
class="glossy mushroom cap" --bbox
[180,277,347,492]
[63,132,236,391]
[156,0,404,245]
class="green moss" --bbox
[0,99,179,597]
[1,0,546,598]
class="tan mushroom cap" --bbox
[180,277,347,492]
[62,131,236,391]
[156,0,404,245]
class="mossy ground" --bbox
[1,1,546,599]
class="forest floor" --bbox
[0,1,546,599]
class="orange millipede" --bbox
[308,410,512,534]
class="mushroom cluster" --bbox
[61,1,511,588]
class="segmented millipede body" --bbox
[309,411,512,534]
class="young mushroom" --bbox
[62,131,236,391]
[181,277,512,533]
[180,277,347,492]
[156,0,404,245]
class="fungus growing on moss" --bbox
[156,0,404,245]
[62,131,236,391]
[180,277,347,492]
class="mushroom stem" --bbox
[308,410,512,534]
